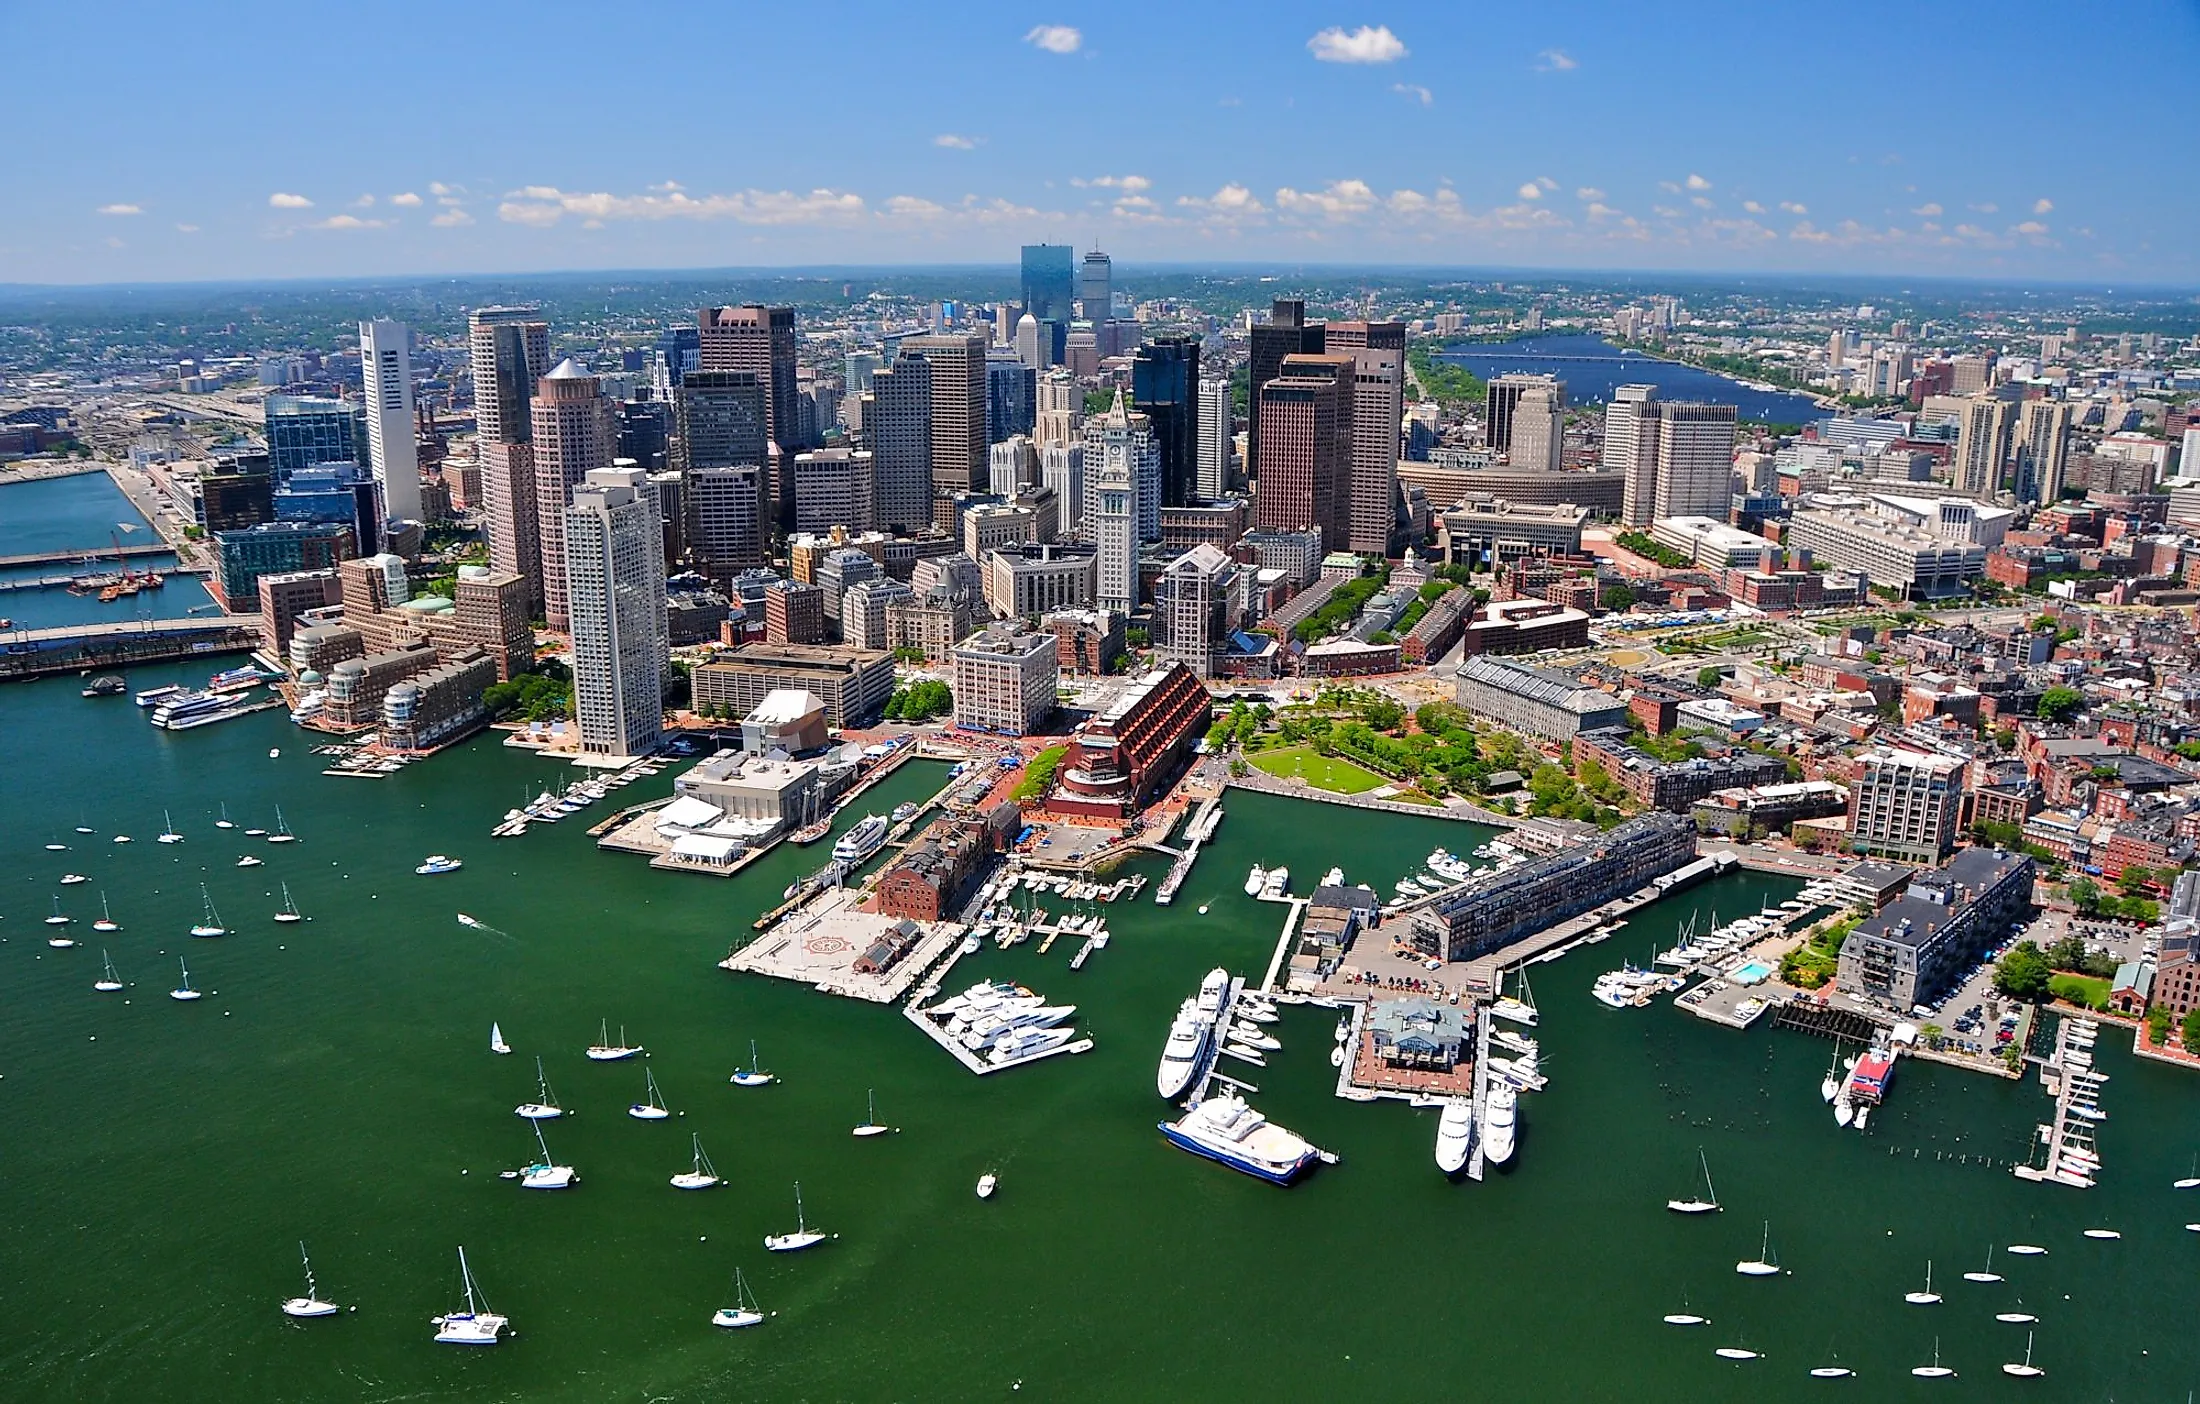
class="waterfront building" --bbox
[263,394,366,477]
[255,568,340,656]
[358,319,421,527]
[200,454,275,533]
[1154,543,1246,680]
[210,520,356,612]
[1196,377,1233,498]
[564,466,668,759]
[531,360,618,632]
[792,448,876,534]
[1848,747,1965,865]
[951,625,1060,736]
[762,578,826,645]
[1836,847,2034,1010]
[1367,996,1469,1071]
[324,642,439,728]
[1571,728,1790,812]
[1247,299,1324,484]
[1453,655,1628,741]
[675,749,829,830]
[691,642,896,728]
[289,623,364,679]
[1408,812,1697,963]
[876,813,1001,922]
[1049,661,1211,818]
[1433,497,1588,568]
[380,648,498,751]
[839,578,913,652]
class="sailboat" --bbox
[1963,1245,2002,1283]
[2001,1330,2043,1378]
[1821,1040,1842,1102]
[764,1181,834,1252]
[1714,1340,1762,1361]
[92,892,119,932]
[431,1246,507,1345]
[585,1018,642,1061]
[45,896,72,926]
[279,1241,341,1319]
[94,951,124,992]
[1904,1260,1941,1305]
[43,835,67,851]
[711,1267,769,1329]
[2082,1226,2120,1240]
[518,1120,576,1189]
[190,884,227,938]
[1663,1291,1707,1326]
[170,958,202,1001]
[672,1134,723,1190]
[215,803,235,830]
[2176,1153,2200,1190]
[515,1057,563,1120]
[731,1039,775,1087]
[1912,1337,1956,1379]
[1997,1300,2038,1325]
[1736,1221,1780,1276]
[157,810,184,844]
[629,1067,671,1121]
[2006,1243,2047,1257]
[1667,1148,1720,1214]
[852,1088,892,1137]
[274,883,303,923]
[267,806,297,843]
[1808,1347,1855,1379]
[490,1022,512,1055]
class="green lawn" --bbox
[1247,745,1389,795]
[2049,973,2110,1011]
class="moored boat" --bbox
[1159,1094,1321,1185]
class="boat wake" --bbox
[456,913,517,944]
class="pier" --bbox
[1153,796,1223,906]
[2015,1015,2105,1189]
[0,542,174,571]
[0,617,258,681]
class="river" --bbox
[1437,334,1826,425]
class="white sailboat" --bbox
[267,806,297,843]
[1912,1337,1956,1379]
[2175,1153,2200,1190]
[1663,1293,1707,1326]
[1714,1344,1762,1361]
[764,1181,834,1252]
[45,896,71,926]
[852,1088,892,1137]
[170,958,202,1001]
[1820,1040,1842,1102]
[2082,1227,2120,1240]
[157,810,184,844]
[1736,1220,1780,1276]
[190,884,227,938]
[671,1134,723,1190]
[1809,1353,1854,1379]
[1963,1244,2001,1283]
[490,1022,511,1055]
[1667,1147,1720,1214]
[2001,1331,2043,1378]
[515,1057,563,1120]
[273,883,303,923]
[2006,1243,2047,1257]
[431,1247,507,1345]
[1904,1260,1941,1305]
[1997,1303,2038,1324]
[215,802,235,830]
[519,1120,577,1189]
[585,1018,642,1061]
[280,1241,341,1319]
[94,951,124,992]
[711,1268,769,1329]
[92,892,119,933]
[731,1039,775,1087]
[629,1067,671,1121]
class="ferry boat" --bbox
[1157,999,1212,1099]
[150,690,250,729]
[1434,1098,1472,1174]
[832,814,890,865]
[135,683,188,709]
[207,665,268,694]
[1159,1094,1321,1184]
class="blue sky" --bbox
[6,0,2197,285]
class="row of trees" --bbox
[885,679,951,722]
[484,661,573,721]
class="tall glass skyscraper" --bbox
[1131,336,1201,508]
[1019,244,1076,324]
[263,395,367,476]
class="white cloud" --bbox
[1685,173,1712,191]
[351,194,377,208]
[96,203,142,216]
[1584,202,1618,220]
[1691,196,1714,210]
[1178,183,1266,217]
[1072,174,1152,193]
[1535,48,1578,72]
[1275,179,1379,217]
[934,133,980,150]
[1391,82,1432,105]
[1780,201,1809,215]
[430,208,475,228]
[2013,220,2051,236]
[309,214,389,231]
[428,182,459,197]
[884,195,947,219]
[1024,24,1081,54]
[390,192,423,207]
[174,223,199,234]
[1657,180,1681,193]
[1307,25,1407,64]
[1970,202,1998,214]
[268,192,313,209]
[1742,200,1765,214]
[496,185,867,227]
[2032,197,2053,215]
[1911,202,1942,217]
[1517,182,1544,200]
[1575,187,1605,201]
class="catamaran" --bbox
[731,1039,775,1087]
[852,1088,891,1137]
[518,1121,576,1189]
[170,958,202,1002]
[1668,1148,1720,1214]
[280,1241,341,1319]
[92,892,119,933]
[764,1181,834,1252]
[190,885,227,938]
[94,951,125,992]
[515,1057,562,1120]
[1905,1260,1941,1305]
[629,1067,671,1121]
[490,1022,511,1055]
[267,806,297,843]
[586,1018,642,1061]
[431,1247,507,1345]
[711,1268,769,1329]
[274,883,303,923]
[671,1134,723,1190]
[1736,1221,1780,1276]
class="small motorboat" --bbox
[59,873,88,885]
[976,1173,997,1200]
[416,855,463,876]
[236,855,264,868]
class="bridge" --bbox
[0,616,260,681]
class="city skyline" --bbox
[8,0,2198,285]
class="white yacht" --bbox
[1195,967,1230,1015]
[586,1018,642,1061]
[59,872,88,885]
[1321,866,1345,887]
[764,1182,834,1252]
[1483,1084,1518,1165]
[671,1134,723,1190]
[236,854,263,868]
[1434,1098,1472,1174]
[1244,865,1266,896]
[1260,867,1289,899]
[832,814,890,865]
[432,1247,507,1345]
[1159,1094,1321,1184]
[1157,999,1211,1100]
[280,1241,341,1319]
[711,1268,768,1329]
[415,855,463,876]
[988,1025,1076,1064]
[976,1173,997,1200]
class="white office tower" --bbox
[1954,394,2015,498]
[1034,368,1082,446]
[2014,399,2073,506]
[1079,248,1112,319]
[1197,377,1233,498]
[1605,384,1660,527]
[1016,314,1048,372]
[1042,442,1085,535]
[358,319,421,528]
[1509,385,1564,473]
[565,467,668,760]
[989,435,1039,496]
[1093,445,1137,614]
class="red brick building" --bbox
[1049,661,1211,819]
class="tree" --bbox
[1992,940,2053,1001]
[1601,582,1636,612]
[2117,864,2157,897]
[2037,686,2083,722]
[2067,876,2102,915]
[1696,666,1724,690]
[2181,1008,2200,1053]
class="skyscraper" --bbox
[532,360,618,632]
[1196,377,1233,499]
[675,370,769,580]
[1327,324,1406,556]
[1020,244,1076,327]
[1955,394,2016,497]
[698,305,802,523]
[986,350,1035,444]
[1509,385,1564,473]
[686,466,766,577]
[1131,336,1201,510]
[1253,352,1354,549]
[903,334,987,499]
[358,319,420,529]
[1079,247,1112,318]
[1092,430,1137,614]
[1034,369,1082,446]
[565,466,668,759]
[1084,390,1163,543]
[263,394,366,476]
[2014,399,2073,506]
[1650,403,1738,520]
[1605,385,1661,527]
[1015,313,1047,371]
[1042,443,1085,535]
[470,307,551,613]
[1485,373,1563,454]
[1247,299,1324,486]
[868,354,934,531]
